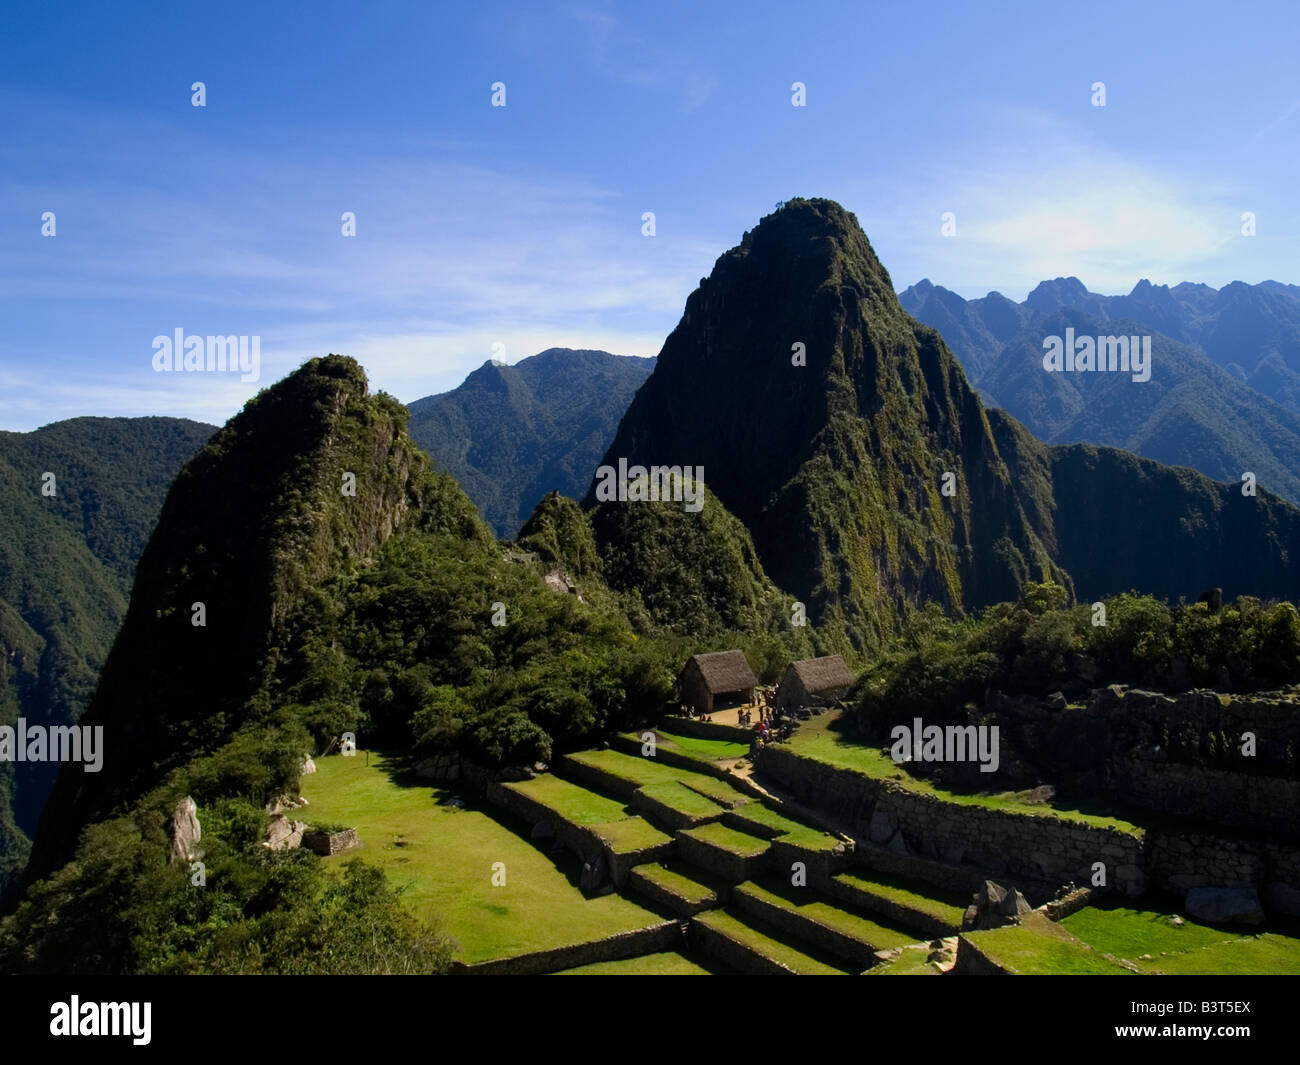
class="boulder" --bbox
[167,796,202,863]
[1045,691,1068,712]
[579,851,610,895]
[263,814,306,851]
[964,880,1030,930]
[1185,885,1265,926]
[530,820,556,840]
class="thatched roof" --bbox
[787,655,855,694]
[684,650,758,694]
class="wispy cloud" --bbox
[565,4,716,112]
[863,107,1248,299]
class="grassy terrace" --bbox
[299,753,664,964]
[505,774,631,824]
[787,715,1144,835]
[1061,899,1300,974]
[726,800,836,849]
[504,775,670,851]
[553,951,722,975]
[834,870,969,930]
[736,879,918,952]
[680,821,772,858]
[694,909,851,975]
[637,779,727,818]
[566,747,713,790]
[633,862,724,907]
[962,914,1134,975]
[650,729,749,762]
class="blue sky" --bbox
[2,1,1297,429]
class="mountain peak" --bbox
[1025,276,1092,312]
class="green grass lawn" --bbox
[1061,902,1244,959]
[1062,900,1300,974]
[681,821,772,858]
[299,753,665,964]
[633,862,724,906]
[505,774,632,824]
[651,729,750,762]
[588,816,672,853]
[552,951,720,975]
[1138,934,1300,975]
[787,719,1143,835]
[834,870,969,929]
[962,915,1134,975]
[637,779,727,818]
[566,748,708,789]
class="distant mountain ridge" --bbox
[900,277,1300,504]
[0,416,214,902]
[407,348,655,537]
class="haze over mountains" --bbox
[901,277,1300,504]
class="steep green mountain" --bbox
[0,417,213,902]
[901,279,1300,503]
[407,348,655,537]
[587,199,1300,655]
[14,357,680,971]
[587,198,1066,655]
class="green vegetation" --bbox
[962,916,1134,975]
[407,349,655,539]
[833,871,969,930]
[0,416,214,904]
[565,748,716,791]
[1061,900,1300,974]
[679,822,770,858]
[632,862,722,907]
[737,880,916,951]
[724,801,832,848]
[693,909,850,975]
[855,581,1300,739]
[263,753,663,963]
[651,729,749,762]
[505,775,632,825]
[1139,934,1300,975]
[636,780,726,819]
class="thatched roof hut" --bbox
[678,650,758,712]
[775,655,855,712]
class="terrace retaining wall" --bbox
[757,738,1300,908]
[453,920,682,975]
[731,885,877,969]
[658,716,753,744]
